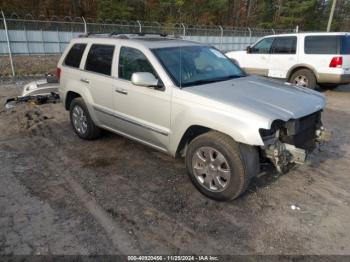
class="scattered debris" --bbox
[290,204,301,211]
[5,92,60,109]
[4,75,60,109]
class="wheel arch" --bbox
[174,121,264,159]
[175,125,212,158]
[286,64,319,82]
[65,91,81,110]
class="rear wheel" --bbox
[289,69,317,89]
[69,97,100,140]
[185,131,259,201]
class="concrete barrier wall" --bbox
[0,29,260,55]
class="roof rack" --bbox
[78,32,105,37]
[79,32,170,39]
[110,32,168,37]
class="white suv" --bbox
[57,33,327,201]
[226,32,350,89]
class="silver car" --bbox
[57,33,327,201]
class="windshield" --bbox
[152,46,245,87]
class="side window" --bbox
[64,43,87,68]
[341,35,350,54]
[119,47,157,81]
[85,44,115,76]
[271,37,297,54]
[304,36,339,54]
[251,38,274,54]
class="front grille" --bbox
[280,111,321,152]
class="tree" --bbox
[1,0,350,31]
[96,0,134,20]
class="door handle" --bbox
[115,88,128,95]
[80,78,90,84]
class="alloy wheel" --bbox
[192,146,231,192]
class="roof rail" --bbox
[78,32,109,38]
[109,32,168,37]
[79,32,170,38]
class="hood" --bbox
[182,75,326,122]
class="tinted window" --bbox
[85,44,114,76]
[341,35,350,54]
[119,47,157,81]
[271,37,297,54]
[64,43,87,68]
[251,38,274,54]
[304,36,340,54]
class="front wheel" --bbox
[185,131,259,201]
[289,69,317,89]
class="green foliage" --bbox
[278,0,319,28]
[96,0,134,20]
[1,0,350,31]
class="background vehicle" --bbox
[226,32,350,89]
[57,33,326,201]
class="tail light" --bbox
[56,67,61,81]
[329,56,343,68]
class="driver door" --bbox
[243,37,274,76]
[112,46,171,151]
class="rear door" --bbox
[268,36,297,79]
[81,44,116,126]
[243,37,274,76]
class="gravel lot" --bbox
[0,81,349,256]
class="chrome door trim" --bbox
[93,105,169,136]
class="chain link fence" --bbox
[0,13,296,76]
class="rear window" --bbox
[85,44,115,76]
[341,35,350,54]
[64,43,87,68]
[304,36,340,54]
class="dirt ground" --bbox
[0,81,349,256]
[0,55,59,77]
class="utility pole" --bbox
[327,0,337,32]
[1,10,15,77]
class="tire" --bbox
[185,131,259,201]
[69,97,100,140]
[289,69,317,89]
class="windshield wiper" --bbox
[181,75,244,87]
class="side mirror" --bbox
[246,46,251,53]
[131,72,163,89]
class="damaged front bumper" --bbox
[261,127,331,173]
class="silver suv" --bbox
[57,33,327,201]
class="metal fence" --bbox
[0,13,296,76]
